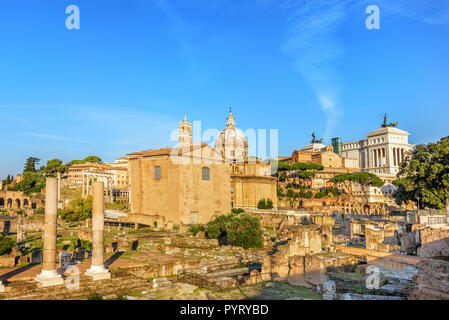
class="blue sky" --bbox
[1,0,448,178]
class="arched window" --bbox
[154,166,161,179]
[202,167,210,181]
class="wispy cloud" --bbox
[274,0,449,141]
[19,132,81,142]
[280,0,346,141]
[374,0,449,25]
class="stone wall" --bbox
[0,253,16,267]
[417,228,449,258]
[23,219,44,232]
[349,219,400,253]
[409,258,449,300]
[247,211,310,229]
[310,215,335,227]
[0,218,44,233]
[276,224,332,254]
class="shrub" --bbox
[189,224,205,236]
[225,214,263,249]
[58,196,92,222]
[257,199,267,209]
[258,198,274,209]
[326,187,339,197]
[277,188,285,197]
[0,234,15,255]
[206,212,263,249]
[206,214,232,239]
[231,208,245,214]
[314,191,326,199]
[35,207,45,214]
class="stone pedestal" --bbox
[34,177,64,287]
[85,181,111,281]
[34,270,64,287]
[85,265,111,280]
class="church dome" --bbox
[215,109,248,161]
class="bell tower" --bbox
[179,115,192,148]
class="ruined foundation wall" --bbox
[417,228,449,258]
[409,258,449,300]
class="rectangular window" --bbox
[202,167,210,180]
[154,166,161,179]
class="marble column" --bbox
[85,181,111,280]
[34,177,64,287]
[57,172,61,204]
[82,174,85,197]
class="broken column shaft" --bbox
[85,181,111,280]
[34,177,64,287]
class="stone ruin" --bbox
[260,215,357,290]
[409,258,449,300]
[349,219,400,253]
[399,224,449,258]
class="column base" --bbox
[85,266,111,281]
[0,282,5,293]
[34,270,64,287]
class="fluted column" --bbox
[85,181,110,280]
[34,177,64,287]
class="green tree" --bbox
[206,212,263,249]
[11,171,46,195]
[58,196,92,222]
[393,136,449,209]
[67,156,102,167]
[44,159,66,176]
[0,234,15,255]
[83,156,102,163]
[24,157,40,173]
[330,172,384,208]
[206,214,232,239]
[257,199,267,209]
[225,214,263,249]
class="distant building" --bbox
[110,158,129,188]
[340,126,414,184]
[66,160,129,203]
[127,110,277,227]
[279,144,359,190]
